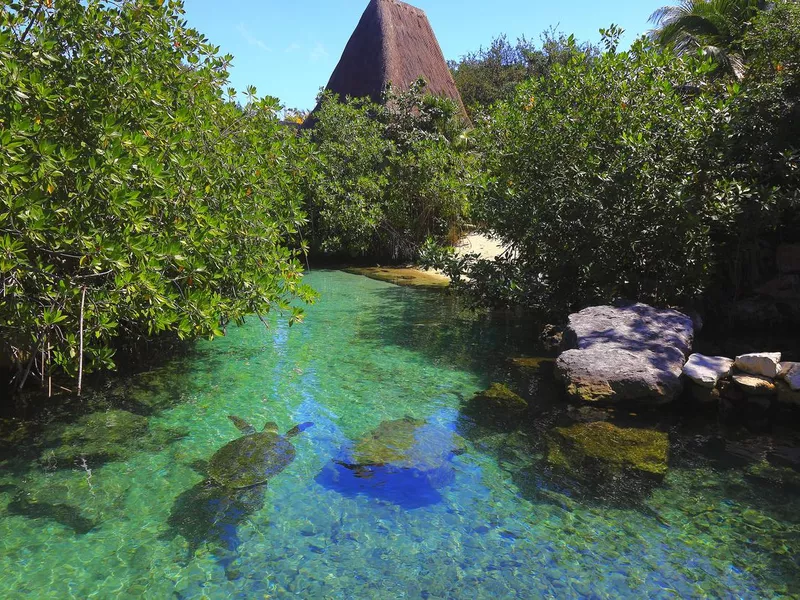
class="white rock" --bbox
[781,362,800,391]
[682,354,734,388]
[734,352,782,378]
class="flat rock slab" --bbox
[555,304,693,405]
[733,373,777,395]
[683,354,734,388]
[735,352,782,378]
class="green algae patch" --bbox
[548,421,668,478]
[510,357,555,369]
[344,267,449,288]
[352,417,426,466]
[348,417,465,474]
[565,380,616,403]
[40,409,187,467]
[469,383,527,414]
[746,461,800,490]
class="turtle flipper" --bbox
[228,416,256,435]
[285,422,314,438]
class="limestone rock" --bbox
[776,380,800,406]
[732,373,777,396]
[562,303,694,355]
[778,362,800,391]
[682,354,733,388]
[734,352,781,378]
[555,304,693,405]
[557,347,685,405]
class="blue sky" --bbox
[182,0,667,110]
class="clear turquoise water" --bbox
[0,270,798,599]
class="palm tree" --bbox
[649,0,767,78]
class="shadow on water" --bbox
[165,479,266,573]
[2,485,97,534]
[316,462,443,509]
[348,282,545,383]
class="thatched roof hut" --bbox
[314,0,467,120]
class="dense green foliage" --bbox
[448,31,598,116]
[718,0,800,294]
[649,0,767,78]
[449,30,739,313]
[0,0,313,390]
[432,3,799,316]
[304,81,477,260]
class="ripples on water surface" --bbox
[0,270,798,599]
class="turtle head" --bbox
[262,422,280,433]
[285,422,314,438]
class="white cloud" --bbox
[237,23,271,53]
[308,42,329,63]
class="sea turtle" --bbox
[208,415,313,489]
[166,416,312,563]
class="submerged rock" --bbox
[347,417,464,471]
[465,383,527,414]
[335,417,465,490]
[40,409,187,467]
[510,357,555,370]
[547,421,669,479]
[42,410,148,464]
[682,354,734,388]
[555,304,693,406]
[746,461,800,490]
[734,352,782,378]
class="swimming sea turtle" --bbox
[166,416,313,563]
[207,415,313,489]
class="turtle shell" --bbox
[208,431,295,488]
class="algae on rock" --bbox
[40,409,187,467]
[548,421,669,479]
[348,417,465,472]
[465,383,528,417]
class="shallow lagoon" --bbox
[0,270,798,599]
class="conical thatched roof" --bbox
[319,0,467,119]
